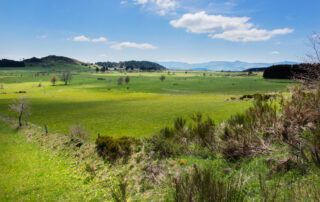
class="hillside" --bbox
[23,55,87,66]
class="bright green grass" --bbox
[0,122,107,201]
[0,69,294,138]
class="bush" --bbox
[95,135,138,162]
[173,165,245,202]
[221,98,278,160]
[69,124,89,141]
[160,75,166,81]
[280,87,320,166]
[147,115,218,159]
[117,77,124,85]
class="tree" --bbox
[9,98,31,128]
[293,33,320,85]
[51,75,57,86]
[125,76,130,85]
[118,77,124,85]
[95,67,100,73]
[60,71,72,85]
[160,75,166,82]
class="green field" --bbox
[0,68,293,139]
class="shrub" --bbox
[95,135,137,162]
[51,75,57,86]
[69,124,89,142]
[124,76,130,85]
[190,113,216,150]
[280,86,320,166]
[147,115,218,159]
[117,77,124,85]
[221,98,278,160]
[173,165,245,202]
[160,75,166,81]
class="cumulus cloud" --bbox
[110,42,158,50]
[170,11,252,34]
[170,11,294,42]
[72,35,108,43]
[134,0,178,15]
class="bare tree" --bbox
[60,71,72,85]
[297,33,320,86]
[9,98,31,128]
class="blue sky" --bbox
[0,0,319,63]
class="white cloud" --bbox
[91,37,108,43]
[209,28,293,42]
[270,51,280,55]
[170,11,252,34]
[134,0,178,15]
[110,42,158,50]
[170,11,294,42]
[73,35,91,42]
[72,35,108,43]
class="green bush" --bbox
[95,135,138,162]
[173,165,246,202]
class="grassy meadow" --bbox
[0,122,108,201]
[0,68,293,139]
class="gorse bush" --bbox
[173,165,246,202]
[147,115,217,158]
[221,98,278,160]
[279,86,320,167]
[95,135,138,162]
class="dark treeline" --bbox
[96,61,166,71]
[0,59,25,68]
[263,64,307,79]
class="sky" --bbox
[0,0,319,63]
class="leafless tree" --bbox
[297,33,320,86]
[9,98,31,128]
[60,71,72,85]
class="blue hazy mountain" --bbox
[158,61,298,71]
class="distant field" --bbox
[0,68,294,139]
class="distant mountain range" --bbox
[158,61,299,71]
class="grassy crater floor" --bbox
[0,69,294,139]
